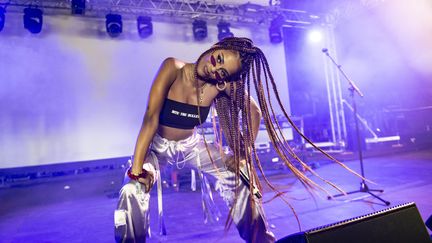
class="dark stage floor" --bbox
[1,148,432,242]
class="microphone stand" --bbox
[322,48,390,206]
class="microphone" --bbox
[239,168,262,199]
[321,48,328,53]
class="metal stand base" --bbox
[328,181,390,206]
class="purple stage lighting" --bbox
[192,19,207,41]
[137,16,153,38]
[269,15,284,44]
[71,0,85,15]
[106,13,122,38]
[23,7,43,34]
[308,29,323,43]
[217,21,234,41]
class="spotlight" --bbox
[106,13,122,38]
[307,29,323,43]
[268,15,284,44]
[192,19,207,41]
[269,26,282,44]
[137,16,152,38]
[71,0,85,15]
[0,7,5,32]
[217,21,234,41]
[23,7,43,34]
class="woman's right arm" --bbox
[130,58,178,177]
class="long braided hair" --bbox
[194,37,365,230]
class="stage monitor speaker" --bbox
[277,202,431,243]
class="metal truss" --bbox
[326,0,386,25]
[0,0,320,26]
[322,0,388,150]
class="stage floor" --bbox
[1,149,431,242]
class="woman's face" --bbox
[196,49,241,82]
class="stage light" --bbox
[23,7,43,34]
[106,14,122,38]
[308,29,323,43]
[0,7,5,32]
[269,26,282,44]
[137,16,153,38]
[217,21,234,41]
[192,19,207,41]
[71,0,85,15]
[269,16,284,44]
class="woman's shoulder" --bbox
[161,57,187,71]
[153,58,187,86]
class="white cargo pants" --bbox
[114,133,275,243]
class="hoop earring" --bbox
[216,81,227,91]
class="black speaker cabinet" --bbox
[277,202,431,243]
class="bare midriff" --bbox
[157,125,195,141]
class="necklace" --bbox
[199,82,208,104]
[193,63,208,105]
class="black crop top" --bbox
[159,98,211,129]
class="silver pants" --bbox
[114,133,275,243]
